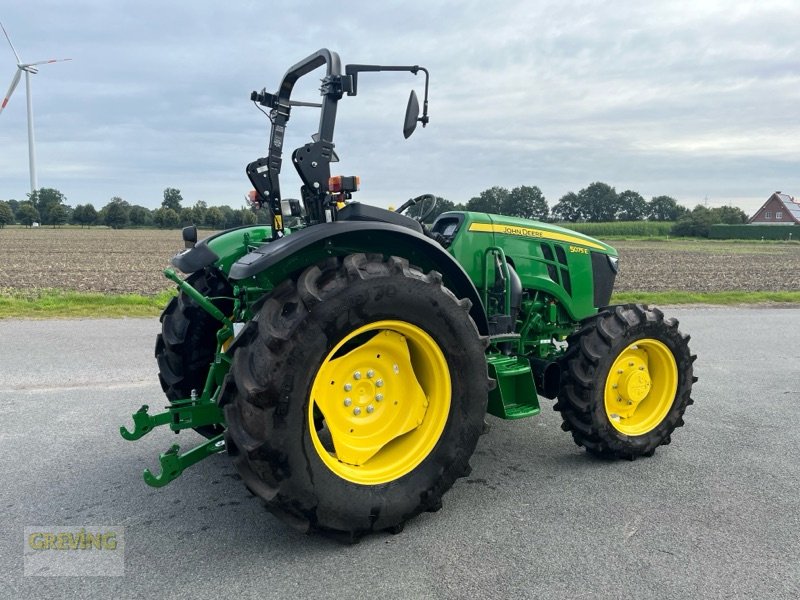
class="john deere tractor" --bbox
[121,49,696,540]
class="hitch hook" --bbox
[142,435,227,488]
[120,405,170,441]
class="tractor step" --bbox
[486,354,540,419]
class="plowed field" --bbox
[612,240,800,293]
[1,228,798,295]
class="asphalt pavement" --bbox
[0,308,798,599]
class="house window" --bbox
[765,211,772,219]
[776,211,783,220]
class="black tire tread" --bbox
[555,303,695,459]
[223,253,489,538]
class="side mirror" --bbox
[182,225,198,248]
[403,90,420,139]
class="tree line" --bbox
[405,182,748,235]
[0,188,259,230]
[0,182,749,237]
[402,183,691,222]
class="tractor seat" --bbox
[337,202,423,234]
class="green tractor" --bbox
[121,49,696,540]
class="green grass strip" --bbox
[1,288,797,320]
[611,290,800,306]
[0,289,175,319]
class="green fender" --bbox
[170,225,274,275]
[227,221,490,335]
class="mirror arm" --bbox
[345,64,430,128]
[410,67,430,127]
[345,64,428,99]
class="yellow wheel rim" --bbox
[308,320,451,485]
[603,338,678,436]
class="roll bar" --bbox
[246,48,429,239]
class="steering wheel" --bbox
[397,194,438,222]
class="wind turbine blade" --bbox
[0,21,21,64]
[0,69,22,114]
[24,58,73,67]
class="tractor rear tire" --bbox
[221,254,489,539]
[555,304,696,459]
[155,268,233,438]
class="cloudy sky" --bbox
[1,0,798,213]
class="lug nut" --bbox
[353,407,362,416]
[367,369,375,378]
[629,362,635,367]
[376,379,384,388]
[375,393,384,402]
[612,384,618,389]
[344,398,352,407]
[354,371,362,380]
[344,383,352,391]
[617,369,624,374]
[366,405,374,414]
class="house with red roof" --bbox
[749,192,800,225]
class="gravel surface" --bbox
[1,309,798,599]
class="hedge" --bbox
[708,224,800,240]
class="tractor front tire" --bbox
[221,254,489,539]
[155,268,233,438]
[555,304,696,459]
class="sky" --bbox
[0,0,798,214]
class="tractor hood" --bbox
[461,212,617,256]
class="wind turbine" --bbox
[0,21,71,194]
